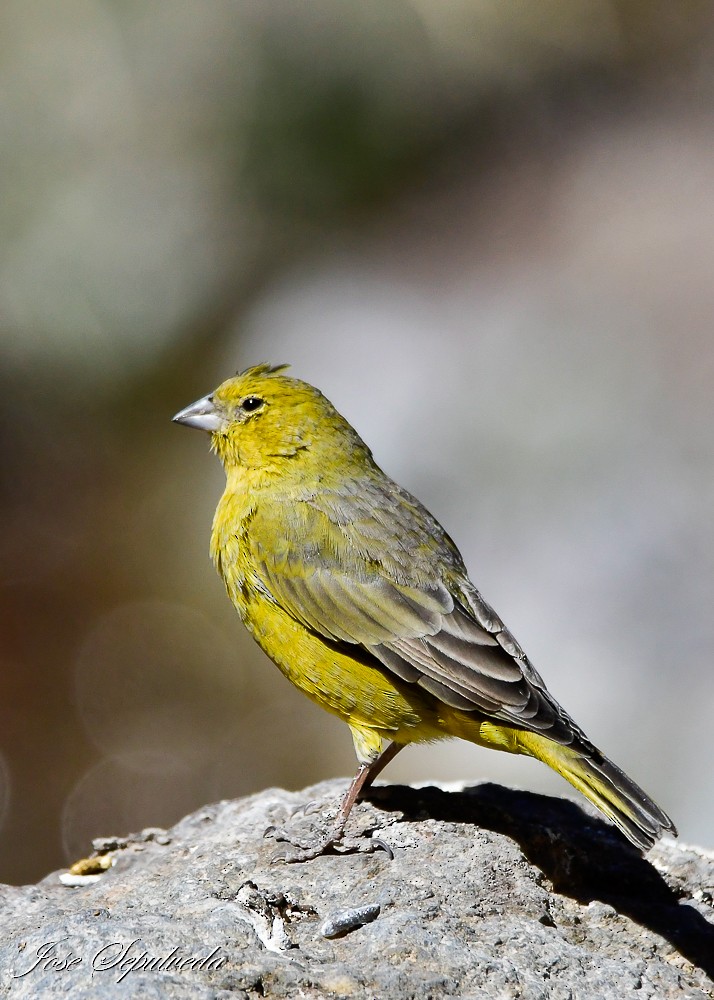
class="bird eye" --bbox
[241,396,264,412]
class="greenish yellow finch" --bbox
[174,363,675,859]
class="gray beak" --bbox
[172,394,224,432]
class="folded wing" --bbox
[251,487,581,747]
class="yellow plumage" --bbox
[174,363,675,857]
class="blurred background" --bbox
[1,0,713,885]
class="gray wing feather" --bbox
[370,599,575,743]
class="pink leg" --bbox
[336,740,404,830]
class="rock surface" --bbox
[1,780,713,998]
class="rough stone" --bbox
[1,780,712,998]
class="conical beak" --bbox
[172,394,224,432]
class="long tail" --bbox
[518,731,677,852]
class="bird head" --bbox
[173,363,372,478]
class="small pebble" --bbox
[68,855,114,877]
[139,827,172,845]
[319,903,380,939]
[92,836,127,853]
[59,873,104,887]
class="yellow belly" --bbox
[241,589,431,735]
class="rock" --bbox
[1,780,713,998]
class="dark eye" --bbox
[241,396,264,412]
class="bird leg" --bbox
[266,741,403,863]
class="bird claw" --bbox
[263,824,315,850]
[266,821,337,859]
[365,836,394,860]
[284,798,323,822]
[270,834,338,864]
[263,798,330,842]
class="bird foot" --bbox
[262,805,333,857]
[263,819,393,864]
[268,827,340,863]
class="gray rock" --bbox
[1,780,712,998]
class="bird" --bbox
[173,362,676,860]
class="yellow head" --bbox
[173,363,373,478]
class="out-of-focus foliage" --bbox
[1,0,713,883]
